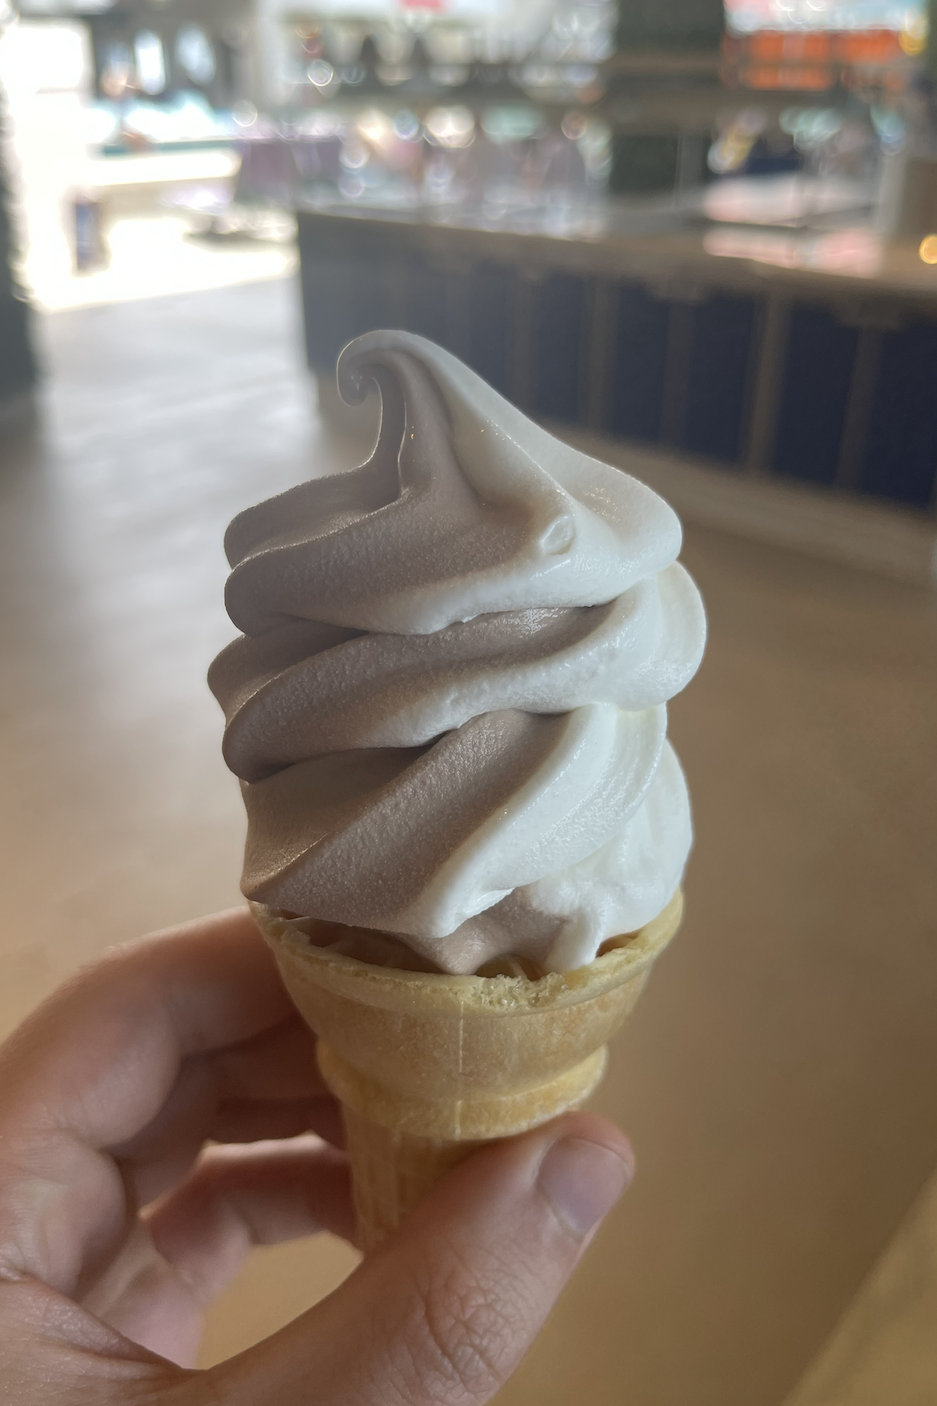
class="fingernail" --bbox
[537,1137,634,1240]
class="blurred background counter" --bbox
[4,0,936,551]
[296,199,937,523]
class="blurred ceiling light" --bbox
[375,64,413,85]
[134,30,165,96]
[340,140,369,171]
[323,22,365,64]
[517,61,601,99]
[357,107,393,144]
[429,64,470,86]
[779,106,841,151]
[871,104,906,153]
[100,42,133,99]
[708,133,754,174]
[297,111,345,137]
[374,24,415,64]
[1,19,91,94]
[424,105,475,148]
[520,62,556,87]
[84,103,119,145]
[307,59,335,87]
[919,234,937,264]
[121,93,220,143]
[393,109,421,141]
[482,105,545,144]
[175,24,215,86]
[424,25,475,65]
[569,5,605,36]
[232,100,258,127]
[708,109,767,174]
[540,29,574,61]
[576,115,611,176]
[900,11,928,54]
[735,107,769,136]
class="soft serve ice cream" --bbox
[209,330,705,975]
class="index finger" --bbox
[0,909,325,1295]
[0,908,308,1152]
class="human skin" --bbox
[0,909,634,1405]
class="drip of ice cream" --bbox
[210,330,705,974]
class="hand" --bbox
[0,910,634,1405]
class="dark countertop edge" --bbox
[296,204,937,312]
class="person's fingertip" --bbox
[536,1129,634,1241]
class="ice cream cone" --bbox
[251,890,683,1250]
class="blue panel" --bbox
[301,256,385,369]
[404,264,447,345]
[683,294,757,463]
[774,305,857,485]
[604,281,669,443]
[531,273,585,423]
[467,262,512,397]
[860,321,937,509]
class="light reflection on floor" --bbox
[24,213,296,313]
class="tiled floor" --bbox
[1,277,935,1405]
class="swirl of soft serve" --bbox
[209,330,706,974]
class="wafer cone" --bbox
[251,891,682,1251]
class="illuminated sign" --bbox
[725,1,925,32]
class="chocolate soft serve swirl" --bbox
[209,331,706,974]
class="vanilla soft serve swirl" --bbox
[209,331,705,974]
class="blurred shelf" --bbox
[297,195,937,517]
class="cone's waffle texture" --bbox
[340,1106,488,1251]
[251,891,683,1250]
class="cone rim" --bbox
[251,889,683,1016]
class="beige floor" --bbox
[784,1165,937,1406]
[1,277,935,1406]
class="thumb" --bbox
[208,1111,634,1406]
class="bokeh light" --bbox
[919,235,937,264]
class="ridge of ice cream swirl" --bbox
[210,330,706,974]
